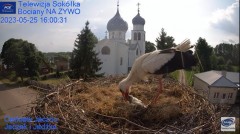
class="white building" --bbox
[193,70,239,104]
[95,3,145,75]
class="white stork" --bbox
[118,39,197,107]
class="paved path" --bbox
[0,81,39,117]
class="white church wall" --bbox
[128,50,135,67]
[95,39,118,76]
[139,40,145,55]
[116,43,129,74]
[128,44,141,68]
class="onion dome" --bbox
[107,9,128,32]
[132,13,145,25]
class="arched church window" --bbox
[112,32,115,39]
[101,46,110,55]
[136,48,139,56]
[134,33,137,40]
[119,32,121,39]
[138,32,141,40]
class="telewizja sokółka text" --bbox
[17,0,80,16]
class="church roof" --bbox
[107,8,128,32]
[132,13,145,25]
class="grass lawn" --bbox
[0,76,27,88]
[184,70,195,86]
[40,77,70,86]
[169,70,179,80]
[169,70,195,86]
[0,71,70,89]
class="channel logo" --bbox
[0,2,16,14]
[221,117,235,132]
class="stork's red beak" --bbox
[120,89,130,101]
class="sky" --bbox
[0,0,239,52]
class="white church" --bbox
[95,3,146,75]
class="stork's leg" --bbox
[148,78,163,106]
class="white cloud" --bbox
[210,0,239,35]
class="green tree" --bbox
[195,37,213,72]
[232,43,239,66]
[217,56,225,65]
[1,38,41,81]
[214,43,239,66]
[70,21,102,79]
[22,41,41,77]
[145,41,156,53]
[210,54,218,70]
[156,28,176,50]
[1,38,23,69]
[6,43,25,81]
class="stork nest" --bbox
[18,76,221,133]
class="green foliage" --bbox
[145,41,156,53]
[55,69,62,78]
[156,28,176,50]
[70,21,102,79]
[214,43,239,66]
[194,38,239,72]
[185,69,195,86]
[195,37,213,72]
[8,71,17,81]
[43,52,71,61]
[1,38,42,81]
[231,66,240,72]
[30,76,39,81]
[40,75,70,86]
[217,56,225,65]
[210,54,218,70]
[169,70,179,80]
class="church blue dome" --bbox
[107,10,128,32]
[132,13,145,25]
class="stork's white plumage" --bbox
[175,39,192,52]
[119,39,197,107]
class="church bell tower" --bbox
[131,3,146,55]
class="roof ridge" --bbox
[211,76,237,87]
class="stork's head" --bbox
[118,79,131,102]
[180,50,197,68]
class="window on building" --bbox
[213,92,219,98]
[228,93,233,99]
[138,32,141,40]
[222,93,226,99]
[101,46,110,55]
[120,57,123,65]
[119,32,121,39]
[136,48,139,56]
[134,33,137,40]
[112,32,115,39]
